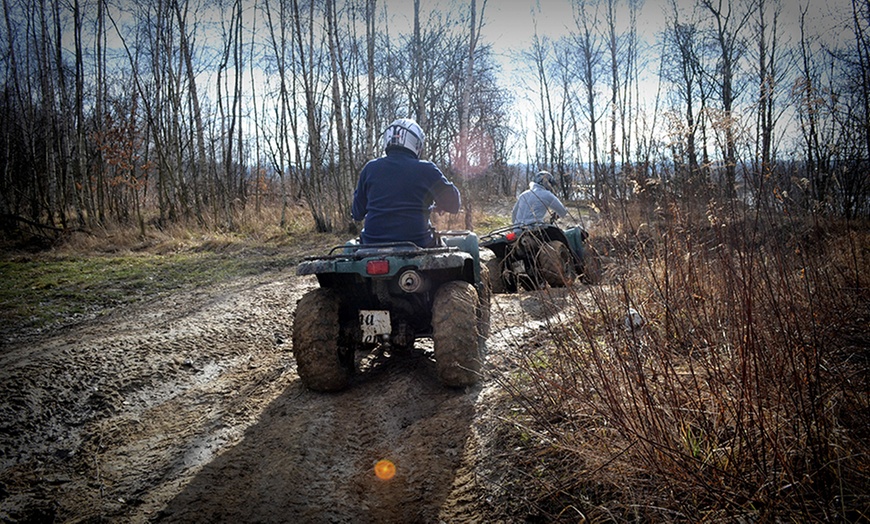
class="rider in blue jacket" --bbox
[352,118,461,247]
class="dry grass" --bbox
[4,202,333,256]
[492,198,870,522]
[0,203,347,338]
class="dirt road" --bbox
[0,259,576,523]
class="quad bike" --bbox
[480,216,588,293]
[292,231,490,392]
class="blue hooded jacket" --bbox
[352,148,461,247]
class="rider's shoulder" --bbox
[363,156,384,167]
[416,159,443,174]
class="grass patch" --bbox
[0,203,352,338]
[0,249,300,335]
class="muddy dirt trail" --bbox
[0,261,580,523]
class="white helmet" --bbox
[382,118,425,157]
[534,170,556,189]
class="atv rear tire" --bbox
[537,240,576,287]
[432,281,481,387]
[485,257,507,294]
[292,288,352,392]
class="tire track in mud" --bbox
[154,354,481,523]
[1,264,581,523]
[150,287,579,523]
[0,269,313,522]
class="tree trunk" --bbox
[366,0,377,156]
[174,0,206,223]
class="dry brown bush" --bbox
[495,198,870,522]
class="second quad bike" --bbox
[292,231,490,392]
[480,219,588,293]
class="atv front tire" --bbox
[537,240,576,287]
[432,281,481,387]
[292,288,352,391]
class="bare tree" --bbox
[365,0,377,156]
[849,0,870,162]
[604,0,642,198]
[606,0,618,179]
[291,0,333,232]
[700,0,751,200]
[413,0,426,131]
[527,32,554,169]
[662,0,703,184]
[1,0,37,224]
[261,0,296,227]
[72,0,95,227]
[458,0,487,229]
[325,0,352,223]
[215,0,248,230]
[572,0,606,205]
[173,0,207,224]
[795,5,834,207]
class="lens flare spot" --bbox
[374,459,396,480]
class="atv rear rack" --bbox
[300,242,457,262]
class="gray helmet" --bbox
[382,118,425,157]
[534,170,556,189]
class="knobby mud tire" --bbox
[536,240,576,287]
[292,288,352,392]
[485,257,507,294]
[432,281,481,387]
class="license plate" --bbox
[359,310,390,343]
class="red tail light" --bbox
[366,260,390,275]
[506,231,517,241]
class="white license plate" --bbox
[359,310,390,343]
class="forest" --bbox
[0,0,867,240]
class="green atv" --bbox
[292,231,490,392]
[481,219,588,293]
